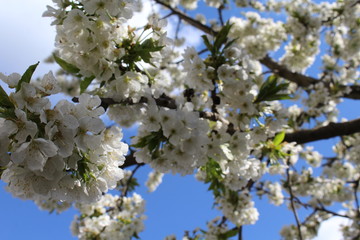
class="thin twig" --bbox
[154,0,216,35]
[218,5,225,26]
[353,178,360,217]
[174,15,182,40]
[286,167,304,240]
[119,163,144,210]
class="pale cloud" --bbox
[0,0,56,77]
[128,0,159,27]
[166,16,204,50]
[313,215,351,240]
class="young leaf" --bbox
[80,75,95,94]
[202,35,214,54]
[53,54,80,74]
[254,75,292,103]
[133,39,163,64]
[0,85,14,109]
[218,228,239,239]
[273,131,285,146]
[214,23,233,52]
[16,62,39,92]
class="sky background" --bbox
[0,0,356,239]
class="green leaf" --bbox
[132,130,167,157]
[218,228,239,239]
[263,94,292,101]
[254,75,292,103]
[16,62,39,92]
[223,38,238,50]
[80,75,95,94]
[53,54,80,74]
[0,107,16,119]
[0,85,14,109]
[214,23,233,52]
[202,35,214,54]
[126,178,139,193]
[133,39,163,64]
[273,131,285,146]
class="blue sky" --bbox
[0,0,356,239]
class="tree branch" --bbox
[122,150,140,169]
[259,55,317,87]
[286,167,304,240]
[260,55,360,100]
[284,118,360,144]
[153,0,360,100]
[72,93,177,110]
[154,0,216,35]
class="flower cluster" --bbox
[3,0,360,239]
[0,71,128,204]
[44,0,139,79]
[215,190,259,226]
[134,102,209,175]
[71,193,145,239]
[145,170,164,192]
[229,12,287,59]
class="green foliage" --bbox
[201,158,226,198]
[264,131,290,165]
[273,131,285,146]
[16,62,39,92]
[202,22,234,56]
[254,75,292,103]
[80,75,95,94]
[123,177,140,194]
[0,85,14,110]
[75,156,96,183]
[120,38,164,69]
[53,54,80,74]
[132,129,168,159]
[218,228,239,240]
[53,54,95,93]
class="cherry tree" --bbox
[1,0,360,239]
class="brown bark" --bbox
[284,118,360,144]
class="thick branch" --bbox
[285,118,360,144]
[72,94,177,110]
[122,151,140,168]
[260,55,360,99]
[259,55,317,87]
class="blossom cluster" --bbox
[0,72,128,204]
[134,102,209,175]
[3,0,360,239]
[71,193,145,239]
[215,190,259,226]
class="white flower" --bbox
[75,116,104,151]
[11,138,58,171]
[0,72,21,88]
[11,82,50,113]
[146,171,164,192]
[35,71,61,95]
[13,109,38,144]
[76,93,105,118]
